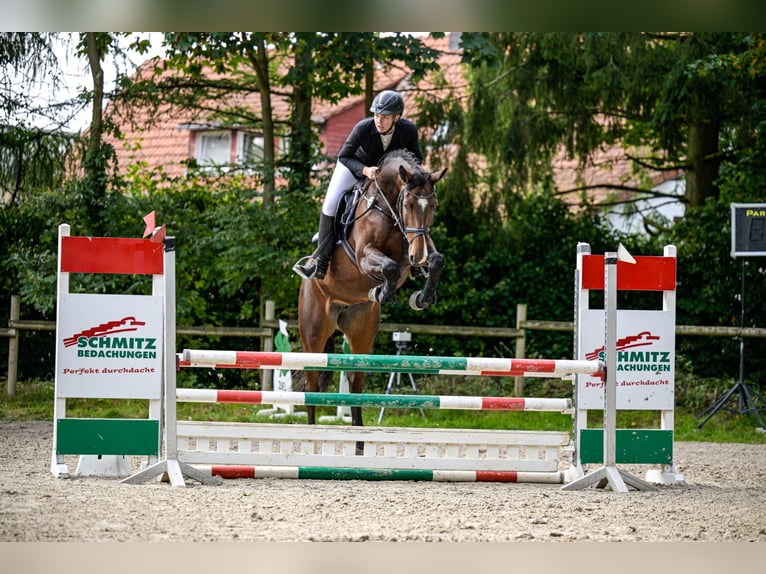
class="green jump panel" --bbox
[579,429,673,465]
[299,467,434,481]
[56,418,159,456]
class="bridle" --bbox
[340,167,437,281]
[370,174,436,247]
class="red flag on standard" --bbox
[142,211,165,243]
[143,211,157,238]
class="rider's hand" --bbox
[363,166,379,179]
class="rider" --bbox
[293,89,423,280]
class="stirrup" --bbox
[292,255,328,280]
[292,256,317,280]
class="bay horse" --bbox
[297,149,447,447]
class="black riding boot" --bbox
[293,213,336,280]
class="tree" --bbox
[153,33,283,206]
[120,33,443,205]
[1,33,79,205]
[1,32,146,227]
[74,32,120,234]
[450,32,766,223]
[1,33,61,128]
[283,32,443,194]
[92,32,447,345]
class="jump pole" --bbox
[179,350,602,379]
[170,309,604,487]
[119,237,650,488]
[177,388,572,411]
[173,398,572,481]
[562,246,656,493]
[191,465,566,484]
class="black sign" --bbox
[731,203,766,257]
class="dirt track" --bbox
[1,421,765,542]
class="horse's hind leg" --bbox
[346,371,367,455]
[305,362,333,424]
[338,302,380,455]
[298,281,337,424]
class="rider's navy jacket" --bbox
[337,117,423,179]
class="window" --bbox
[191,128,282,174]
[239,133,264,164]
[196,131,232,169]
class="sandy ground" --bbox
[1,421,765,543]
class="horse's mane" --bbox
[378,149,429,187]
[378,148,419,169]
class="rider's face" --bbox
[374,113,398,133]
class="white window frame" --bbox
[195,130,232,171]
[191,128,287,174]
[238,132,265,165]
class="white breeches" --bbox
[322,161,359,216]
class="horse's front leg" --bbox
[359,247,401,304]
[410,247,444,310]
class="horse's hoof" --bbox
[409,291,426,311]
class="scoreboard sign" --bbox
[731,203,766,257]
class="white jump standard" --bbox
[564,246,658,492]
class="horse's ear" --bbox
[431,167,448,184]
[399,165,411,183]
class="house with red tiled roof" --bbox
[104,43,412,181]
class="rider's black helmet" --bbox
[370,90,404,116]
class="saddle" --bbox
[335,180,368,266]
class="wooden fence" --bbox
[3,296,766,397]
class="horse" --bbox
[297,149,447,448]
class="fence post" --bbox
[514,303,527,397]
[7,295,20,397]
[262,299,275,391]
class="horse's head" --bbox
[397,162,447,267]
